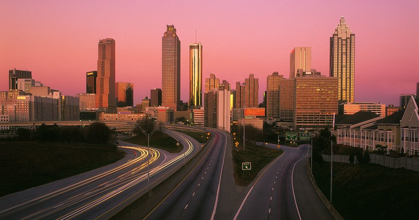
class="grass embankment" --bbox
[232,141,283,186]
[180,131,210,143]
[0,141,124,197]
[313,162,419,220]
[125,131,183,153]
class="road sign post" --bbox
[242,162,251,170]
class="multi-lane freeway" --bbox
[0,129,200,219]
[0,126,334,220]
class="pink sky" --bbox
[1,0,418,106]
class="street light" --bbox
[136,123,160,194]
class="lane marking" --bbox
[192,192,195,197]
[210,131,227,220]
[291,146,310,220]
[184,204,188,209]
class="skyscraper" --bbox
[205,73,220,93]
[96,38,116,109]
[189,42,203,108]
[330,17,355,103]
[162,25,181,110]
[86,71,97,94]
[266,72,283,119]
[115,82,134,107]
[9,69,32,90]
[290,47,311,79]
[150,88,162,107]
[245,74,259,108]
[279,79,294,121]
[235,82,245,108]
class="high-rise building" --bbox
[294,72,338,128]
[162,25,181,110]
[96,38,116,109]
[235,82,245,108]
[279,79,294,121]
[290,47,311,79]
[77,93,96,110]
[245,74,259,108]
[17,78,35,93]
[141,97,150,112]
[9,69,32,90]
[217,90,231,132]
[150,88,162,107]
[330,17,355,104]
[204,91,217,128]
[386,104,400,117]
[205,74,220,93]
[266,72,284,119]
[189,43,203,108]
[116,82,134,107]
[219,80,230,91]
[230,90,236,110]
[86,71,97,93]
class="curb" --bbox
[306,162,344,220]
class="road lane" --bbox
[145,130,227,220]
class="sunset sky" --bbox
[1,0,418,106]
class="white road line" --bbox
[233,186,254,220]
[270,196,272,201]
[184,204,188,209]
[192,192,195,197]
[269,208,271,214]
[291,146,310,220]
[198,183,200,187]
[210,132,227,220]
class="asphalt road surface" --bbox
[0,129,199,220]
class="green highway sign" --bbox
[299,132,310,141]
[242,162,251,170]
[286,132,298,140]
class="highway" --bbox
[144,130,228,220]
[234,144,334,220]
[0,129,199,219]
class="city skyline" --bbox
[1,1,418,106]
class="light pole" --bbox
[136,123,159,194]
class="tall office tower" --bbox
[162,25,181,110]
[294,73,338,129]
[245,74,259,108]
[235,82,245,108]
[189,42,203,108]
[205,73,220,93]
[17,78,35,93]
[219,80,230,91]
[230,90,236,110]
[217,90,231,132]
[9,69,32,90]
[330,16,355,104]
[266,72,284,119]
[150,88,162,107]
[86,71,97,93]
[279,79,294,121]
[115,82,134,107]
[290,47,311,79]
[96,38,116,109]
[204,91,217,128]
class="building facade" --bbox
[96,38,116,109]
[86,71,97,94]
[116,82,134,107]
[245,74,259,108]
[77,93,96,110]
[294,73,338,128]
[189,43,203,108]
[162,25,181,110]
[290,47,311,79]
[279,79,294,122]
[266,72,283,119]
[205,74,220,93]
[330,17,355,104]
[9,69,32,90]
[150,88,162,107]
[343,102,386,117]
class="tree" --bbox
[17,128,30,140]
[84,122,111,144]
[363,150,370,163]
[133,117,156,136]
[349,152,355,164]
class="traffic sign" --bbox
[286,132,298,140]
[299,132,310,141]
[242,162,251,170]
